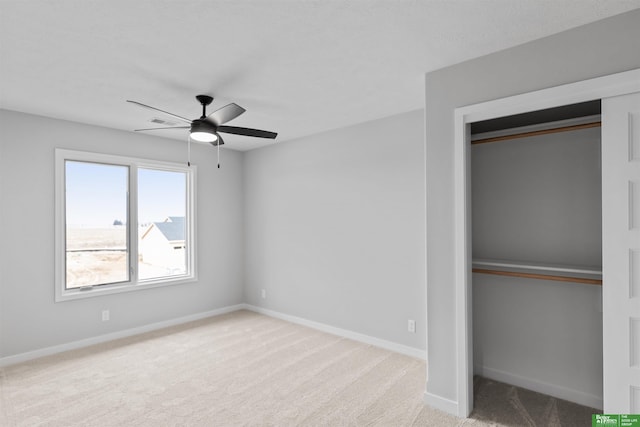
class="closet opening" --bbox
[469,99,604,412]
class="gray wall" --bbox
[472,127,602,266]
[473,275,603,403]
[0,109,245,358]
[424,9,640,403]
[244,110,426,351]
[472,127,603,404]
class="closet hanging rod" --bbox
[471,121,601,145]
[472,268,603,286]
[472,259,601,275]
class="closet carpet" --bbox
[1,310,599,426]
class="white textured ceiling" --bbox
[1,1,639,151]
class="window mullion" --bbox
[129,163,138,285]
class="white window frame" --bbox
[55,149,197,302]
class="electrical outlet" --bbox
[102,310,110,321]
[261,289,266,299]
[407,319,416,333]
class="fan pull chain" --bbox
[217,140,220,169]
[187,135,192,167]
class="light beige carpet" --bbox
[0,310,599,426]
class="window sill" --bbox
[54,275,197,302]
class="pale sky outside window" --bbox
[138,168,186,225]
[65,162,186,228]
[65,161,128,228]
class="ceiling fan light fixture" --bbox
[190,119,218,143]
[190,131,218,143]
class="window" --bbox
[55,149,196,302]
[64,161,130,288]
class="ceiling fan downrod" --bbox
[196,94,214,118]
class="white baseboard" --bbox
[423,390,459,416]
[0,303,426,368]
[0,304,245,368]
[475,364,603,410]
[242,304,426,360]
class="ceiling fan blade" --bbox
[206,103,246,126]
[209,133,224,147]
[134,126,190,131]
[126,100,192,124]
[218,125,277,139]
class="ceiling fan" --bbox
[127,95,277,146]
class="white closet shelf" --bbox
[472,258,602,286]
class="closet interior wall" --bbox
[470,111,604,409]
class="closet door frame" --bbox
[452,68,640,417]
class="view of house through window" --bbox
[138,168,187,280]
[60,153,192,296]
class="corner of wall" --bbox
[423,389,459,416]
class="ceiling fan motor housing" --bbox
[191,118,216,134]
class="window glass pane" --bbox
[138,168,187,280]
[65,161,129,288]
